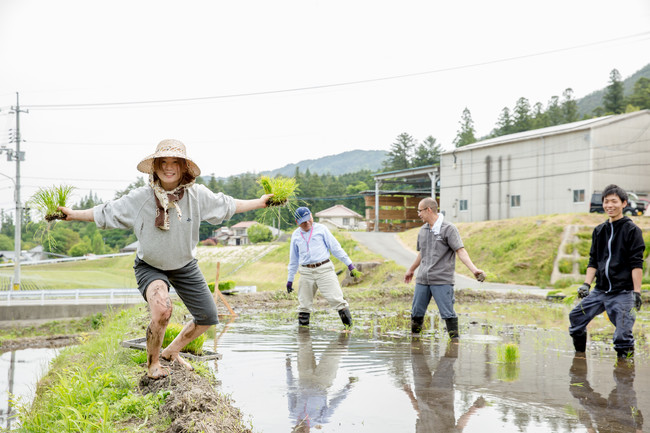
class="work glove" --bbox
[635,292,642,311]
[348,264,362,278]
[286,281,293,294]
[577,283,590,299]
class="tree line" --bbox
[0,168,375,257]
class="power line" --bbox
[23,32,650,111]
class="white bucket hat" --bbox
[137,139,201,177]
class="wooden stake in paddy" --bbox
[213,262,237,317]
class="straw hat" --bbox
[137,139,201,177]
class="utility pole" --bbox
[3,93,27,290]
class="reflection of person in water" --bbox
[286,329,354,432]
[569,356,644,432]
[403,341,485,432]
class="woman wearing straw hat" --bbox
[59,139,272,379]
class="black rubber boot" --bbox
[572,333,587,353]
[411,316,424,334]
[298,312,310,327]
[615,347,634,359]
[445,317,459,339]
[338,308,353,328]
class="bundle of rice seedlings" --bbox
[496,343,520,364]
[28,184,75,221]
[163,323,205,355]
[207,280,236,293]
[258,175,298,207]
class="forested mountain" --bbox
[263,149,387,177]
[577,63,650,117]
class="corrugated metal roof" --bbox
[444,110,650,154]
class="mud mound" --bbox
[139,361,252,433]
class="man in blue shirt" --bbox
[287,207,360,328]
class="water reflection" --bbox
[405,340,485,432]
[213,319,650,433]
[569,356,644,432]
[287,329,354,432]
[0,348,59,430]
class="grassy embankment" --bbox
[9,303,254,433]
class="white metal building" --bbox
[440,110,650,223]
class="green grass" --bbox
[13,308,170,432]
[0,254,138,290]
[558,258,573,274]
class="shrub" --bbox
[248,223,273,243]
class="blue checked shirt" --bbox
[287,223,352,282]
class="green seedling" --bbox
[207,280,236,292]
[163,323,205,355]
[258,175,298,207]
[29,184,75,221]
[496,343,520,364]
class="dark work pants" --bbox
[569,289,636,351]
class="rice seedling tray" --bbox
[120,337,222,361]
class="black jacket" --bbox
[588,216,645,293]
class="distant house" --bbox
[0,246,58,262]
[120,241,139,253]
[208,221,282,246]
[314,205,365,231]
[228,221,256,246]
[211,226,233,245]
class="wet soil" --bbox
[138,360,252,433]
[0,334,84,352]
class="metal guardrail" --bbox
[0,252,134,268]
[0,286,256,306]
[0,288,148,306]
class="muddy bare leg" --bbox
[161,321,210,371]
[146,280,172,378]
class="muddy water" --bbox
[211,317,649,433]
[0,347,59,430]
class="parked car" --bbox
[589,192,643,216]
[628,192,646,214]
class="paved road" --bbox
[350,231,549,297]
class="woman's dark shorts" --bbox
[133,257,218,326]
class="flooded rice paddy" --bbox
[210,313,648,433]
[1,311,648,432]
[0,348,59,430]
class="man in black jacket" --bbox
[569,184,645,358]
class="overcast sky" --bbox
[0,0,649,213]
